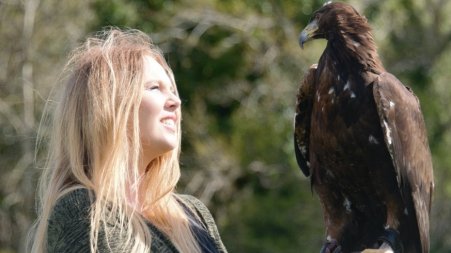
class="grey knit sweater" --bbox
[46,189,227,253]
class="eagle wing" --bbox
[294,64,317,177]
[373,72,434,252]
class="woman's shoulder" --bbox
[177,194,207,211]
[176,194,228,253]
[47,188,92,252]
[176,194,213,222]
[49,188,92,222]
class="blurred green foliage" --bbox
[1,0,451,252]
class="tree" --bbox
[0,0,93,251]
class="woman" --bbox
[28,28,227,253]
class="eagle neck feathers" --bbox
[325,18,385,76]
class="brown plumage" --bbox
[295,2,434,253]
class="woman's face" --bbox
[139,55,181,162]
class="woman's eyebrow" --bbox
[144,80,159,86]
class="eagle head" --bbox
[299,2,370,48]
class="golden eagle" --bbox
[294,2,434,253]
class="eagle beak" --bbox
[299,20,319,49]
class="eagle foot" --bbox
[376,228,403,253]
[320,239,342,253]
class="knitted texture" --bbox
[46,189,227,253]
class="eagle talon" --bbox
[320,240,342,253]
[377,228,403,253]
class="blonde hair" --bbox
[29,27,202,253]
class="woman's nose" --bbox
[166,92,181,110]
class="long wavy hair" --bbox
[28,27,202,253]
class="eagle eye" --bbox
[313,13,321,21]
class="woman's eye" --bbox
[147,84,159,90]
